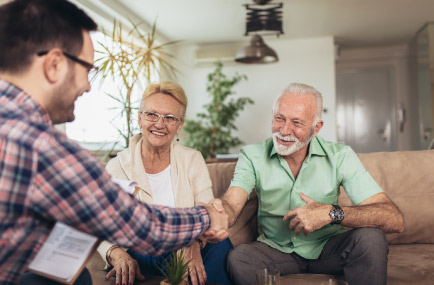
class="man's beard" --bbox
[51,68,77,124]
[272,128,315,156]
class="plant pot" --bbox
[160,279,187,285]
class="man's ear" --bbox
[313,120,324,136]
[42,49,65,84]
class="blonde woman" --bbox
[97,81,233,285]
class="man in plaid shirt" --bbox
[0,0,228,284]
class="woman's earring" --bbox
[176,135,180,142]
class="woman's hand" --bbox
[183,242,206,285]
[105,247,145,285]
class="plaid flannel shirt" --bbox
[0,79,211,284]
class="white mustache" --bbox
[274,133,298,142]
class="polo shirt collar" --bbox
[305,136,326,162]
[268,138,278,158]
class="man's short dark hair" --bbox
[0,0,97,74]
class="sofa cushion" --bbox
[206,162,236,198]
[387,244,434,284]
[339,150,434,244]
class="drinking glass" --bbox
[320,279,348,285]
[256,268,280,285]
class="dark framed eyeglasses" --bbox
[139,111,182,126]
[37,50,99,83]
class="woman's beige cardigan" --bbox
[97,134,214,266]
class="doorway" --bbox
[336,67,397,153]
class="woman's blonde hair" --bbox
[139,81,188,118]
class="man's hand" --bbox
[199,202,229,243]
[200,199,229,242]
[282,192,332,236]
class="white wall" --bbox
[168,36,337,154]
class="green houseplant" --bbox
[184,62,253,159]
[96,20,179,148]
[158,251,190,285]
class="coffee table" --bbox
[280,274,345,285]
[114,275,217,285]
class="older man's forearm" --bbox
[341,202,404,233]
[221,199,238,227]
[220,186,249,227]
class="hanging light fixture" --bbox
[235,1,283,64]
[235,35,278,63]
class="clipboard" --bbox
[28,222,100,284]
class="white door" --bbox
[417,63,433,149]
[336,67,397,153]
[416,24,434,149]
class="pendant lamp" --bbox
[235,35,278,64]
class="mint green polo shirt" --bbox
[230,136,383,260]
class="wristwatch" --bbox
[329,204,345,225]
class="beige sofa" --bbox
[86,149,434,284]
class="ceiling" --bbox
[1,0,431,47]
[90,0,434,48]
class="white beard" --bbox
[272,130,314,156]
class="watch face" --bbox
[331,205,345,224]
[334,210,344,221]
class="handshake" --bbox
[199,199,230,243]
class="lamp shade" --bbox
[235,35,278,64]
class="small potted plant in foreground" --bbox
[158,251,190,285]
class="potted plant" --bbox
[184,62,254,159]
[158,251,190,285]
[95,20,179,149]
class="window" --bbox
[65,31,144,151]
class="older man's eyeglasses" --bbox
[37,51,99,83]
[140,111,182,126]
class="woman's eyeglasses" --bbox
[139,111,182,126]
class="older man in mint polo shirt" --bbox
[209,83,404,285]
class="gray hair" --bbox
[273,83,323,122]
